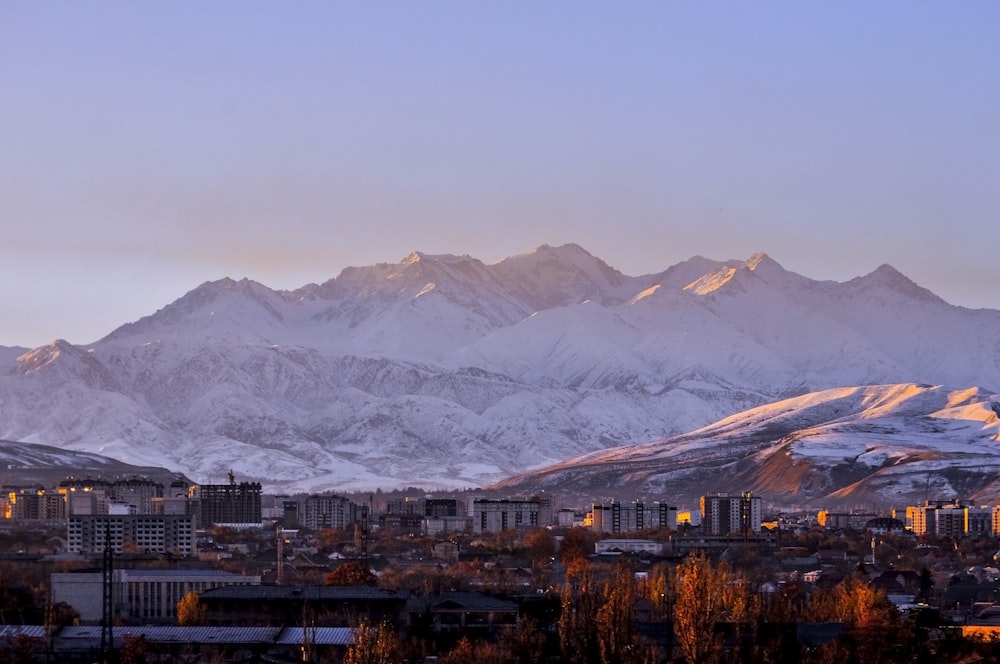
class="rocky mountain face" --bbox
[1,244,999,500]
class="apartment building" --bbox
[196,481,262,527]
[591,501,678,534]
[67,514,196,556]
[700,493,763,535]
[471,498,539,533]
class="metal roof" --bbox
[275,627,353,646]
[0,625,46,639]
[1,625,356,647]
[57,625,280,644]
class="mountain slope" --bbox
[1,245,999,494]
[493,384,1000,507]
[0,438,189,488]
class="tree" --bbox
[672,554,753,664]
[0,634,44,664]
[46,601,80,628]
[504,617,548,664]
[595,565,639,664]
[559,527,598,568]
[918,566,934,600]
[176,591,207,625]
[118,634,152,664]
[343,620,399,664]
[810,577,894,628]
[324,560,377,586]
[558,565,602,664]
[314,528,343,553]
[524,528,557,569]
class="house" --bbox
[409,592,518,634]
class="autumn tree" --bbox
[809,577,895,628]
[117,634,150,664]
[672,554,754,664]
[46,601,80,628]
[439,637,509,664]
[176,590,207,625]
[314,528,344,553]
[596,565,641,664]
[524,528,557,569]
[558,564,602,664]
[0,634,44,664]
[343,619,400,664]
[325,560,377,586]
[504,617,549,664]
[559,527,599,569]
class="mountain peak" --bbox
[854,264,945,303]
[533,242,594,259]
[401,251,478,267]
[743,252,778,271]
[492,243,632,308]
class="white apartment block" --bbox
[67,514,196,556]
[591,501,678,534]
[472,498,539,533]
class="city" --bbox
[4,474,1000,661]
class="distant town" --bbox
[4,472,1000,662]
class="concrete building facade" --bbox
[67,514,196,556]
[196,481,262,527]
[52,569,260,624]
[471,499,539,534]
[591,501,677,534]
[700,493,763,535]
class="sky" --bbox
[2,2,999,347]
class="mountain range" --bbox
[1,244,998,504]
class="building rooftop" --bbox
[198,584,404,602]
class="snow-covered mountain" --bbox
[1,244,998,497]
[494,384,1000,508]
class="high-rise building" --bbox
[591,501,677,534]
[196,481,262,527]
[909,500,996,536]
[300,494,365,531]
[700,493,762,535]
[5,488,66,520]
[472,498,539,533]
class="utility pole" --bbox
[361,494,372,567]
[100,520,114,663]
[277,525,285,585]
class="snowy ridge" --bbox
[1,244,999,496]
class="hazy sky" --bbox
[3,3,999,347]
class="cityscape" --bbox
[4,472,1000,661]
[4,3,1000,663]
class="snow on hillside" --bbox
[1,245,999,496]
[495,384,1000,506]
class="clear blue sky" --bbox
[2,2,998,347]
